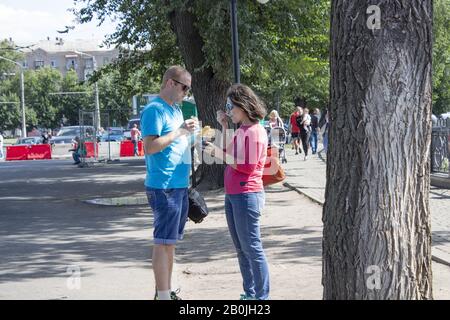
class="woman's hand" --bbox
[216,110,228,128]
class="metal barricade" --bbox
[431,118,450,175]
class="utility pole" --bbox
[230,0,240,84]
[229,0,270,84]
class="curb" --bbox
[431,174,450,189]
[84,195,148,206]
[432,253,450,268]
[283,182,324,206]
[284,180,450,268]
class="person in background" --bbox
[289,106,302,155]
[298,108,311,160]
[309,109,320,154]
[268,110,283,129]
[69,136,82,165]
[41,130,51,144]
[130,124,141,156]
[0,131,4,160]
[321,110,329,153]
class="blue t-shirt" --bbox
[140,96,191,189]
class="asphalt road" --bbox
[0,159,155,299]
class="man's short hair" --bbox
[161,66,190,89]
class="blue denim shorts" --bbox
[146,187,189,245]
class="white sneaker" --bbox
[304,156,308,161]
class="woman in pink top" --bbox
[205,84,269,300]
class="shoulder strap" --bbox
[191,147,197,188]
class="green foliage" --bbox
[1,39,158,132]
[0,92,20,132]
[0,39,24,74]
[25,67,63,129]
[4,0,446,133]
[0,41,27,132]
[58,70,93,125]
[433,0,450,115]
[73,0,331,115]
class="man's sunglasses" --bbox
[172,79,191,92]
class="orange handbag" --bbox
[262,147,286,186]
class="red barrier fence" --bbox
[6,144,52,161]
[119,140,144,157]
[27,144,52,160]
[5,141,144,161]
[83,142,97,158]
[5,146,28,161]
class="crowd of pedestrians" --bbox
[289,104,329,159]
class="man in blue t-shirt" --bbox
[141,65,197,300]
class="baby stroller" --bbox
[268,126,287,164]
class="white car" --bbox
[440,112,450,119]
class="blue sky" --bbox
[0,0,117,45]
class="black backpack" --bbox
[311,115,319,130]
[295,115,303,128]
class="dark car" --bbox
[50,126,95,145]
[15,136,44,145]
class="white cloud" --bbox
[0,3,116,45]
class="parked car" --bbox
[15,136,44,145]
[100,127,125,142]
[49,126,95,145]
[440,112,450,120]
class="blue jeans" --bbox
[72,152,80,163]
[132,139,138,156]
[323,132,328,152]
[146,187,189,245]
[225,192,270,300]
[309,130,318,154]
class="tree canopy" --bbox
[74,0,331,118]
[1,0,449,133]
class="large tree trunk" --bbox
[168,3,230,189]
[323,1,433,299]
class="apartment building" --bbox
[22,38,119,80]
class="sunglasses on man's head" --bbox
[172,79,191,92]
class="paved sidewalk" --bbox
[282,145,450,267]
[1,155,449,299]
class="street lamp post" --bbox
[230,0,240,84]
[0,56,26,137]
[229,0,269,84]
[74,51,101,131]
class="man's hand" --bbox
[179,118,198,135]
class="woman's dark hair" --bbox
[226,84,266,123]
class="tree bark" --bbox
[323,0,433,299]
[168,3,230,188]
